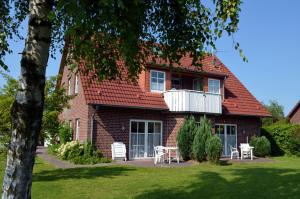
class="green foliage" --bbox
[58,123,72,144]
[192,117,212,162]
[0,74,71,145]
[56,141,110,165]
[2,1,243,78]
[250,136,271,157]
[42,76,71,141]
[47,144,61,156]
[176,115,196,160]
[262,100,285,126]
[261,122,300,156]
[205,136,223,164]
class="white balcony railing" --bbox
[163,90,222,114]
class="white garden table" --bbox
[240,146,254,160]
[164,147,179,164]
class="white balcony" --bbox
[163,90,222,114]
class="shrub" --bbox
[58,123,73,144]
[205,136,222,164]
[250,136,271,157]
[192,117,212,162]
[177,115,196,160]
[261,122,300,156]
[47,144,61,156]
[56,141,111,164]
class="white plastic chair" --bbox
[111,142,127,161]
[230,145,239,159]
[154,146,165,164]
[240,143,251,159]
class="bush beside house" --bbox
[48,141,111,164]
[250,136,271,157]
[192,117,212,162]
[205,136,223,164]
[262,121,300,156]
[177,116,222,164]
[176,115,196,161]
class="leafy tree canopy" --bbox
[262,100,285,126]
[1,0,244,80]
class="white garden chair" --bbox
[154,146,166,164]
[230,145,239,159]
[111,142,127,161]
[240,143,251,159]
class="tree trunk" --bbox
[2,0,52,198]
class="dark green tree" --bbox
[192,116,212,162]
[177,115,196,160]
[1,1,242,197]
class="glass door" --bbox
[130,121,145,158]
[147,122,162,157]
[130,120,162,159]
[215,124,237,156]
[215,125,226,156]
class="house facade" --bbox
[58,54,270,159]
[287,101,300,124]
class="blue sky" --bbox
[1,1,299,115]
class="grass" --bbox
[1,155,300,199]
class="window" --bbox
[208,78,220,94]
[68,79,72,95]
[193,78,203,91]
[150,70,165,92]
[171,77,182,89]
[74,75,79,94]
[75,119,80,140]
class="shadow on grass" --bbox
[134,167,300,199]
[33,166,136,182]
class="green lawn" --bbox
[1,155,300,199]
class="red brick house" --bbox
[287,101,300,124]
[58,53,270,159]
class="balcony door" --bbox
[215,124,237,156]
[130,120,162,159]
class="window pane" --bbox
[138,122,145,133]
[138,134,145,145]
[151,82,157,90]
[154,123,161,133]
[158,72,164,79]
[158,83,164,91]
[148,122,154,133]
[131,122,137,133]
[131,133,137,145]
[151,71,157,78]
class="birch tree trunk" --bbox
[2,0,52,198]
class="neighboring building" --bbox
[57,53,270,159]
[287,101,300,124]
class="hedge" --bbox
[261,122,300,156]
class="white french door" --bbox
[215,124,237,156]
[130,120,162,159]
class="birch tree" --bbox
[0,0,242,198]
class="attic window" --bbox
[74,75,79,94]
[208,78,220,94]
[68,79,72,95]
[150,70,165,92]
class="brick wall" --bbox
[92,106,261,159]
[59,65,90,141]
[290,107,300,124]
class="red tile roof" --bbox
[79,56,270,117]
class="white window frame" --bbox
[68,79,72,95]
[215,123,237,156]
[150,70,166,92]
[129,119,163,160]
[75,119,80,141]
[208,78,221,94]
[193,78,203,91]
[74,75,79,94]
